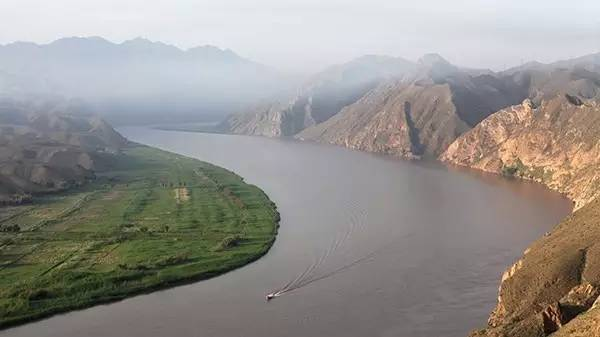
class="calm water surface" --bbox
[1,127,572,337]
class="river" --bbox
[1,127,572,337]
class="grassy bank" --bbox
[0,144,279,328]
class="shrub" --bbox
[156,253,190,267]
[27,288,53,301]
[214,235,243,251]
[502,165,519,176]
[502,158,527,177]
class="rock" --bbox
[542,302,565,334]
[542,285,600,335]
[441,75,600,210]
[463,199,600,337]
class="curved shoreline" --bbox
[0,144,280,329]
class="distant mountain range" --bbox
[224,52,600,158]
[0,37,288,124]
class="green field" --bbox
[0,144,279,328]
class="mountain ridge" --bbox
[220,51,600,336]
[0,37,288,125]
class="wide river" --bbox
[2,127,572,337]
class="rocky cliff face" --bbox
[468,199,600,337]
[439,68,600,336]
[441,92,600,210]
[296,81,469,158]
[220,102,287,137]
[298,56,530,158]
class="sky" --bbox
[1,0,599,74]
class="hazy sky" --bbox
[1,0,599,73]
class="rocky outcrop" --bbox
[552,298,600,337]
[467,199,600,337]
[220,102,287,137]
[439,68,600,336]
[441,93,600,210]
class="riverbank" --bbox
[0,144,280,328]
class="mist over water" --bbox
[1,128,571,337]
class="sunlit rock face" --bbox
[441,89,600,210]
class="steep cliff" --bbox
[298,56,530,157]
[441,73,600,210]
[296,81,468,158]
[439,68,600,336]
[468,199,600,337]
[220,102,287,137]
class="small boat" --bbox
[266,293,275,301]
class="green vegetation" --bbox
[501,158,527,177]
[501,159,556,184]
[0,145,279,328]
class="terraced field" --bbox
[0,145,279,328]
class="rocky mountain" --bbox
[504,52,600,76]
[469,198,600,337]
[441,68,600,209]
[438,65,600,336]
[0,37,286,124]
[224,52,600,336]
[226,52,600,162]
[297,81,465,158]
[297,55,530,157]
[221,55,417,137]
[0,97,127,204]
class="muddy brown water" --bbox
[1,127,572,337]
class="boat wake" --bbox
[266,201,408,300]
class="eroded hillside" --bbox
[297,55,531,157]
[441,69,600,209]
[439,67,600,336]
[0,98,127,204]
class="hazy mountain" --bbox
[221,55,417,136]
[0,97,127,203]
[296,54,530,157]
[503,52,600,75]
[0,37,287,124]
